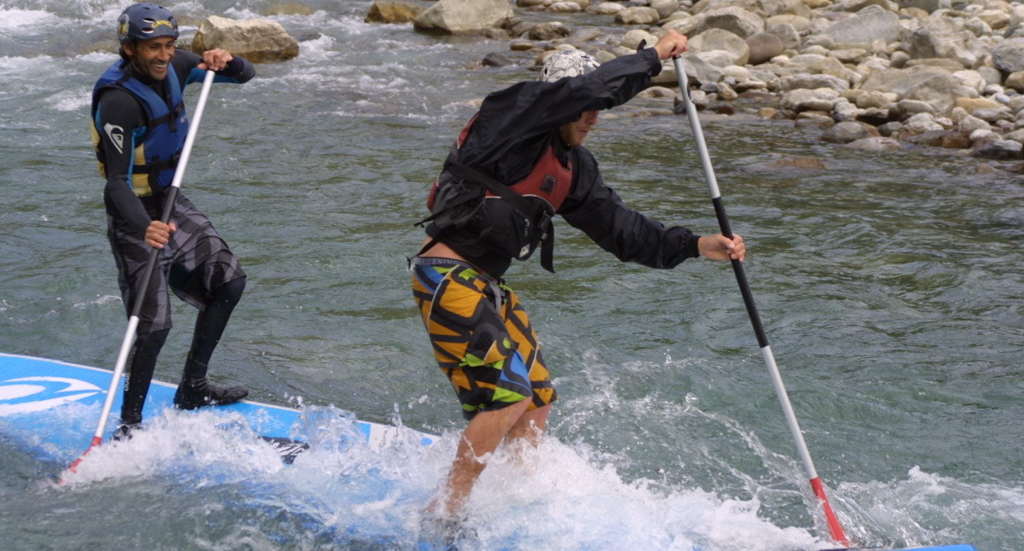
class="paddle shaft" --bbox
[671,57,849,546]
[69,70,216,472]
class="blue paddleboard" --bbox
[0,352,435,464]
[0,353,975,551]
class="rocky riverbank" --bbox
[364,0,1024,168]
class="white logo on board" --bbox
[0,377,102,416]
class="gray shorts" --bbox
[107,192,245,334]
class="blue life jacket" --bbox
[90,61,188,197]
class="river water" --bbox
[1,1,1022,550]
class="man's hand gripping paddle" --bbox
[63,70,217,481]
[671,56,850,547]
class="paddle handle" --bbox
[671,57,849,546]
[69,70,217,473]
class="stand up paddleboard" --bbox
[0,352,434,465]
[0,352,974,551]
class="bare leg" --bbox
[505,404,550,447]
[433,398,531,518]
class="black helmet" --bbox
[117,3,179,45]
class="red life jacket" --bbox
[427,115,574,214]
[418,116,575,272]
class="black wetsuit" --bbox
[93,50,255,430]
[96,51,255,236]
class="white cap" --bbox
[539,50,599,82]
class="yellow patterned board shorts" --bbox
[411,257,557,420]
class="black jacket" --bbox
[425,48,701,277]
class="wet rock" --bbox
[549,2,584,13]
[674,89,710,111]
[415,0,513,34]
[615,6,661,25]
[267,2,317,16]
[365,1,423,24]
[528,22,571,40]
[878,121,902,136]
[781,88,841,112]
[587,2,625,15]
[971,140,1024,159]
[638,85,676,99]
[192,16,299,63]
[711,102,736,114]
[860,66,961,114]
[845,136,903,150]
[780,73,850,92]
[795,111,836,128]
[483,52,514,67]
[766,156,827,169]
[822,120,879,143]
[566,27,603,45]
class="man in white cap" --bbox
[410,28,744,531]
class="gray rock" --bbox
[528,22,571,40]
[992,39,1024,75]
[747,32,785,65]
[548,1,583,13]
[780,73,850,92]
[822,121,877,143]
[192,16,298,63]
[906,21,977,68]
[828,0,897,12]
[958,114,991,132]
[415,0,513,34]
[650,0,681,19]
[1005,70,1024,92]
[587,2,626,15]
[845,136,904,150]
[895,99,936,117]
[899,0,950,13]
[822,5,900,45]
[615,6,661,25]
[365,1,424,24]
[860,65,960,114]
[566,27,604,45]
[972,108,1014,123]
[890,51,911,68]
[971,140,1024,159]
[781,88,841,112]
[766,23,801,50]
[690,28,751,65]
[697,6,765,38]
[878,121,903,135]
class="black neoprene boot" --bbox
[112,423,141,441]
[173,375,248,410]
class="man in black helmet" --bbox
[91,3,256,439]
[410,29,745,525]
